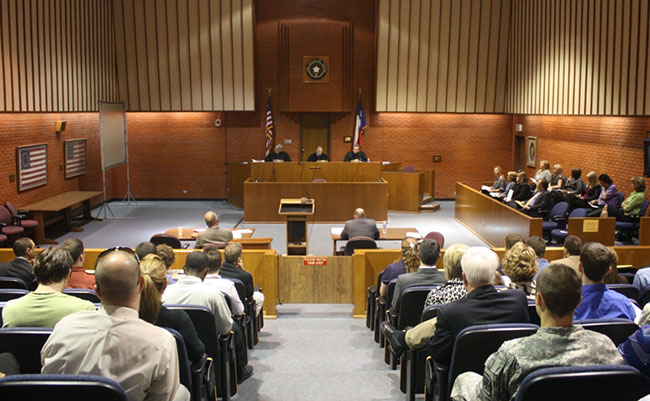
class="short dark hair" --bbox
[505,234,524,250]
[419,238,441,266]
[12,237,34,257]
[537,263,582,317]
[598,174,613,185]
[62,238,84,262]
[525,236,546,258]
[571,168,582,179]
[184,251,208,274]
[135,242,157,260]
[33,246,73,285]
[563,235,583,255]
[538,179,549,190]
[203,248,222,273]
[224,243,243,264]
[580,242,613,281]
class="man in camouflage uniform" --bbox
[450,263,624,401]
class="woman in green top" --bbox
[603,176,646,222]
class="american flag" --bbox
[353,98,368,147]
[18,144,47,191]
[65,139,87,178]
[265,96,275,156]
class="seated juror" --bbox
[195,211,233,249]
[264,144,291,162]
[451,264,624,401]
[307,145,329,162]
[343,144,368,162]
[340,208,380,240]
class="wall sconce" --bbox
[55,121,66,134]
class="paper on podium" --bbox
[406,232,422,239]
[331,227,344,236]
[481,185,491,191]
[232,231,242,239]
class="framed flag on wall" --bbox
[65,139,87,179]
[17,144,48,191]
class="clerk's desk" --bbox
[239,162,389,223]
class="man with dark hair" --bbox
[340,208,380,240]
[162,251,253,383]
[526,236,549,280]
[573,242,639,320]
[504,234,524,251]
[391,238,446,314]
[550,235,582,274]
[2,246,95,327]
[135,241,157,260]
[203,248,244,315]
[0,237,37,289]
[220,243,264,317]
[62,238,95,289]
[520,179,552,217]
[41,249,190,401]
[451,264,623,401]
[195,211,233,249]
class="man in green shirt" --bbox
[2,246,96,328]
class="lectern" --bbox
[278,198,315,255]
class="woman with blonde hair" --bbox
[501,242,538,300]
[570,170,602,210]
[379,237,420,297]
[139,254,205,363]
[549,164,564,190]
[423,243,470,308]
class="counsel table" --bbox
[19,191,103,245]
[164,227,256,240]
[331,227,419,255]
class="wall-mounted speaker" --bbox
[55,121,66,133]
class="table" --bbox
[331,227,419,255]
[19,191,103,245]
[164,227,256,240]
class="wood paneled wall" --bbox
[0,0,119,112]
[509,0,650,116]
[113,0,255,111]
[375,0,511,113]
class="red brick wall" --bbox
[514,115,650,192]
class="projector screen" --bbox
[99,101,127,169]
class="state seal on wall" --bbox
[303,56,329,83]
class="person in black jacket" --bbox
[520,179,553,217]
[264,144,291,162]
[138,254,205,364]
[427,247,530,366]
[569,170,601,210]
[219,243,265,317]
[306,145,330,162]
[343,144,368,162]
[0,237,37,290]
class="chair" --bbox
[375,279,397,345]
[150,233,184,249]
[344,236,377,256]
[367,270,384,330]
[550,208,588,243]
[424,232,445,248]
[641,287,650,308]
[615,191,625,207]
[224,277,256,349]
[4,201,39,232]
[164,327,215,401]
[312,178,327,183]
[403,165,417,172]
[0,374,128,401]
[527,301,540,325]
[514,365,650,401]
[542,201,569,238]
[0,277,28,290]
[616,198,649,243]
[0,234,7,246]
[575,318,640,346]
[606,284,639,302]
[402,304,442,401]
[63,288,101,303]
[0,206,25,240]
[0,328,52,373]
[0,289,28,302]
[427,323,540,401]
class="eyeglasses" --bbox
[94,246,141,268]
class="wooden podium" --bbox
[279,198,315,255]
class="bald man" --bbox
[195,211,233,249]
[340,208,380,240]
[41,249,190,401]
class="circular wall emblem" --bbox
[305,58,328,80]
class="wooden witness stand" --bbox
[278,198,314,255]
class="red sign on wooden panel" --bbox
[303,257,328,266]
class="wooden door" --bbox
[514,135,525,171]
[300,113,330,161]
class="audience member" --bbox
[520,180,552,217]
[379,237,420,297]
[569,170,601,210]
[0,237,36,289]
[586,174,619,216]
[383,243,469,354]
[548,164,564,190]
[573,242,640,321]
[505,234,524,250]
[195,211,233,249]
[203,247,244,315]
[602,176,646,223]
[161,251,253,383]
[219,243,265,316]
[619,325,650,377]
[62,238,95,289]
[496,171,518,201]
[41,248,190,401]
[533,160,552,186]
[451,264,624,401]
[2,246,95,328]
[138,254,205,364]
[526,236,549,279]
[550,235,582,274]
[156,244,176,270]
[603,249,628,285]
[264,144,291,162]
[343,144,368,162]
[306,145,330,162]
[510,172,532,204]
[428,247,529,366]
[562,168,586,198]
[135,241,157,260]
[340,208,380,240]
[501,242,537,301]
[633,266,650,297]
[391,238,446,313]
[487,166,506,193]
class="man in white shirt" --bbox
[203,248,244,315]
[41,248,190,401]
[162,251,253,383]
